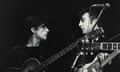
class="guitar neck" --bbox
[92,42,120,67]
[42,39,81,66]
[92,42,120,51]
[101,50,120,67]
[38,42,120,71]
[33,38,81,72]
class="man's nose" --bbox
[78,22,82,27]
[79,24,81,27]
[46,28,49,32]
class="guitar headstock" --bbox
[76,27,104,55]
[87,27,104,40]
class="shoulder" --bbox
[8,44,26,55]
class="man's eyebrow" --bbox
[40,24,46,27]
[80,17,84,22]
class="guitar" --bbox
[75,42,120,72]
[101,50,120,67]
[81,42,120,51]
[75,50,120,72]
[8,28,104,72]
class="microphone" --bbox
[91,3,111,8]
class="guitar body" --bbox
[75,62,102,72]
[75,50,120,72]
[74,56,103,72]
[8,58,45,72]
[75,63,102,72]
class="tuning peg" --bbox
[81,48,84,50]
[81,39,85,43]
[102,35,105,38]
[95,38,99,41]
[101,27,104,33]
[85,39,89,43]
[86,48,89,50]
[80,52,84,55]
[85,52,88,55]
[90,52,94,55]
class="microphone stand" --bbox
[89,6,106,31]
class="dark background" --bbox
[1,0,120,72]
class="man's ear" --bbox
[31,27,35,33]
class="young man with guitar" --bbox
[3,16,49,72]
[73,10,109,72]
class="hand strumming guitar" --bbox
[74,52,109,72]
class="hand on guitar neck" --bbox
[74,50,120,72]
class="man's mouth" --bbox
[81,27,84,30]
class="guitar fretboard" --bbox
[92,42,120,51]
[101,50,120,67]
[33,38,81,72]
[42,39,81,67]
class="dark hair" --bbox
[25,16,47,30]
[76,8,97,24]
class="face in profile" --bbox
[32,24,49,40]
[78,12,96,34]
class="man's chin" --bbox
[42,37,47,40]
[83,31,86,34]
[38,36,47,40]
[83,30,90,34]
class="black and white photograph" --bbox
[1,0,120,72]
